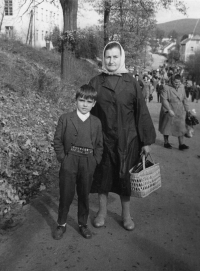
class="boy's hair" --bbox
[76,84,97,101]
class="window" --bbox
[5,0,13,16]
[35,7,38,20]
[36,30,38,41]
[5,26,13,37]
[191,47,194,51]
[50,11,52,24]
[46,10,48,22]
[42,30,44,40]
[41,8,43,21]
[197,41,199,44]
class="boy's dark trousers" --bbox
[57,151,96,226]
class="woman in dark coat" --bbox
[89,41,156,231]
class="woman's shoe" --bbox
[93,214,106,228]
[179,144,189,150]
[122,217,135,231]
[164,143,172,149]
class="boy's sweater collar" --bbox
[77,109,90,122]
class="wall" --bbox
[185,39,200,61]
[0,0,63,48]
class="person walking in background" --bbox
[152,76,158,90]
[196,84,200,103]
[135,73,144,91]
[191,82,197,102]
[149,79,154,102]
[192,82,199,103]
[185,80,190,98]
[89,41,156,231]
[53,85,103,240]
[159,74,190,150]
[156,78,164,103]
[142,74,151,103]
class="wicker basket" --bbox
[129,155,161,198]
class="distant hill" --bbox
[157,18,200,36]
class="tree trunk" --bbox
[104,1,111,46]
[119,1,124,45]
[60,0,78,81]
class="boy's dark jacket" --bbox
[53,111,103,164]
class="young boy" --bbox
[53,84,103,240]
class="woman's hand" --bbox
[141,145,150,157]
[169,109,175,117]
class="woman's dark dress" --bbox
[89,73,156,196]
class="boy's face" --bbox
[76,97,96,115]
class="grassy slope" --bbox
[157,18,200,36]
[0,37,98,217]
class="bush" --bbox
[185,50,200,84]
[50,26,62,52]
[51,28,101,60]
[75,29,99,59]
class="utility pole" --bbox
[26,10,33,45]
[0,5,5,32]
[33,0,35,47]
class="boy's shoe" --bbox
[164,143,172,149]
[79,225,92,239]
[179,144,189,150]
[53,225,66,240]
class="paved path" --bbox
[1,94,200,271]
[151,54,167,69]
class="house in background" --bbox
[0,0,63,48]
[180,34,200,62]
[162,41,176,55]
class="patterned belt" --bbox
[70,146,93,154]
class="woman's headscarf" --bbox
[102,41,129,76]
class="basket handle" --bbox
[142,153,155,170]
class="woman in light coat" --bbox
[159,74,190,150]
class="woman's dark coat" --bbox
[89,73,156,196]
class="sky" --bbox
[77,0,200,28]
[77,3,101,28]
[156,0,200,24]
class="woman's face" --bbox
[173,79,181,89]
[104,47,121,72]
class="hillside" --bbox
[0,36,98,223]
[157,18,200,36]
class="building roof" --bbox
[181,38,190,45]
[163,42,176,50]
[181,34,200,45]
